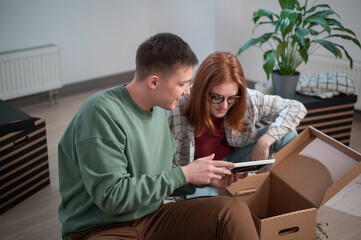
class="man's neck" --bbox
[125,79,154,112]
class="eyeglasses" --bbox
[209,93,241,105]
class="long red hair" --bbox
[183,51,248,136]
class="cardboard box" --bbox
[0,118,50,214]
[226,126,361,239]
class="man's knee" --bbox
[208,196,250,215]
[222,197,249,212]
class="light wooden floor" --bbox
[1,87,360,240]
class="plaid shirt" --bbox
[167,88,307,166]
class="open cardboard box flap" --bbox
[226,126,361,239]
[269,126,361,213]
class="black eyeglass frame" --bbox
[209,93,241,105]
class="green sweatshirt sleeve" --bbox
[76,137,187,215]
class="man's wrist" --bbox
[180,166,190,183]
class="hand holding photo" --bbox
[231,159,275,174]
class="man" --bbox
[58,33,258,240]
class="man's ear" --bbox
[147,75,159,90]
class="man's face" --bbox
[156,66,193,110]
[209,81,239,118]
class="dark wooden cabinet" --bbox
[0,100,50,214]
[294,93,357,146]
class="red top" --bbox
[194,117,233,160]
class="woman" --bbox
[167,51,307,197]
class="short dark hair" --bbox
[135,33,198,80]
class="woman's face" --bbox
[209,81,239,118]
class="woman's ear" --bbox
[147,75,159,90]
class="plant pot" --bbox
[271,71,300,99]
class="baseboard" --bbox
[6,70,134,108]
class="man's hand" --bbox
[210,172,248,189]
[181,154,235,185]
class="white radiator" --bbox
[298,54,361,110]
[0,45,62,101]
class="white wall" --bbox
[148,0,216,67]
[1,0,360,86]
[215,0,361,83]
[0,0,215,85]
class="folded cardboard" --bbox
[226,126,361,239]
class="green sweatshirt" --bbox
[58,85,194,239]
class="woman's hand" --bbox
[249,133,276,161]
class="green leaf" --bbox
[308,10,340,19]
[236,34,272,56]
[253,9,277,24]
[306,4,331,14]
[332,27,356,37]
[278,9,301,36]
[279,0,299,10]
[256,21,275,26]
[263,50,277,80]
[335,44,354,69]
[295,26,308,47]
[280,9,300,21]
[326,34,361,49]
[272,36,282,43]
[314,39,341,57]
[335,49,342,58]
[297,5,306,12]
[308,29,319,35]
[306,16,330,34]
[299,46,309,63]
[326,18,343,28]
[276,41,288,54]
[237,39,258,56]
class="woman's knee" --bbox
[274,130,298,152]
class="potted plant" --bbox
[236,0,361,98]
